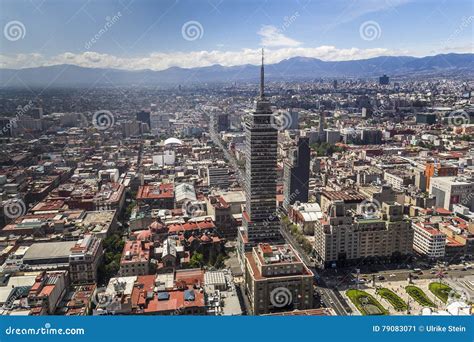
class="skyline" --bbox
[0,0,473,71]
[0,0,474,328]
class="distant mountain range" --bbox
[1,53,472,88]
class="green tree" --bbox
[189,252,204,268]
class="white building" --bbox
[430,176,474,211]
[412,222,446,259]
[152,150,175,166]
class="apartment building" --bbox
[244,243,313,315]
[69,234,103,284]
[314,201,413,268]
[412,222,446,259]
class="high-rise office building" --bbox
[136,110,151,129]
[318,111,326,142]
[207,165,230,189]
[379,74,390,85]
[217,112,229,132]
[283,137,310,209]
[288,109,299,130]
[239,51,283,254]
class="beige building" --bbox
[244,243,313,315]
[314,201,413,268]
[69,234,103,284]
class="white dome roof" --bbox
[164,137,183,145]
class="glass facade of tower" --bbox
[242,96,282,246]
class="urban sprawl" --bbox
[0,61,473,317]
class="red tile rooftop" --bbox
[31,200,65,211]
[141,288,205,313]
[414,223,445,236]
[131,274,205,314]
[446,236,463,247]
[435,208,452,215]
[167,219,215,233]
[137,184,174,200]
[38,284,55,297]
[210,195,230,209]
[175,269,204,285]
[121,240,151,263]
[259,243,273,255]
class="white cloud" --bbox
[0,46,403,71]
[1,43,466,71]
[258,25,302,47]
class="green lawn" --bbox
[376,288,408,311]
[405,286,436,307]
[346,289,388,315]
[429,282,455,303]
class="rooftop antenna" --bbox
[260,48,265,98]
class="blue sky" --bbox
[0,0,472,70]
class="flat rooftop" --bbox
[23,241,76,261]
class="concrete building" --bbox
[412,222,446,259]
[136,183,175,209]
[361,129,383,145]
[206,195,237,239]
[27,271,69,315]
[430,176,474,211]
[207,166,230,189]
[416,113,437,125]
[384,169,414,190]
[288,202,322,235]
[239,52,283,253]
[424,161,458,189]
[244,243,313,315]
[314,201,413,268]
[22,241,76,268]
[379,74,390,85]
[283,137,310,209]
[325,129,341,144]
[136,110,151,129]
[69,234,103,284]
[119,240,152,276]
[211,112,229,132]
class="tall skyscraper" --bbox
[239,50,283,254]
[318,111,326,142]
[136,110,151,129]
[379,74,390,85]
[283,137,310,209]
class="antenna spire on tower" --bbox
[260,48,265,98]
